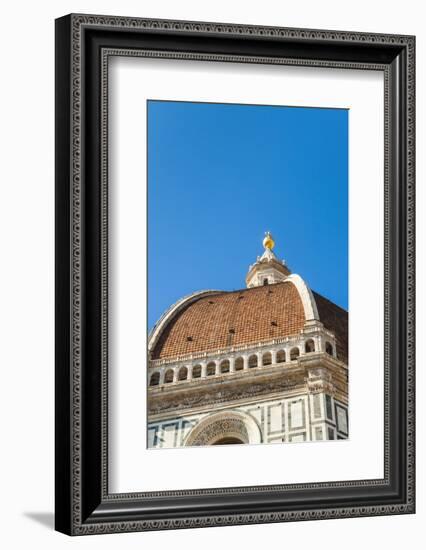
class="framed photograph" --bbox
[55,14,415,535]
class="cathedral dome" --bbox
[149,235,348,363]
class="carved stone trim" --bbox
[184,411,262,446]
[148,373,303,415]
[287,274,319,321]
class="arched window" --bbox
[164,369,174,383]
[220,359,230,373]
[235,357,244,371]
[192,364,202,378]
[206,362,216,376]
[276,349,286,363]
[290,347,300,361]
[248,354,258,368]
[262,352,272,366]
[305,339,315,353]
[178,366,188,381]
[325,342,333,356]
[149,372,160,386]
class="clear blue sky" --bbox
[148,100,348,329]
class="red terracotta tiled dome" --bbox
[151,281,306,360]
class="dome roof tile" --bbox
[151,281,305,359]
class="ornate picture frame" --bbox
[55,14,415,535]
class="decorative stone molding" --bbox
[184,410,262,446]
[286,274,319,321]
[148,373,303,415]
[306,371,335,395]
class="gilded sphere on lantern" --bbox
[263,232,275,250]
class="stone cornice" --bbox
[148,356,348,417]
[148,377,305,419]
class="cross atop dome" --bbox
[246,232,291,288]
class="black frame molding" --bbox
[55,14,415,535]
